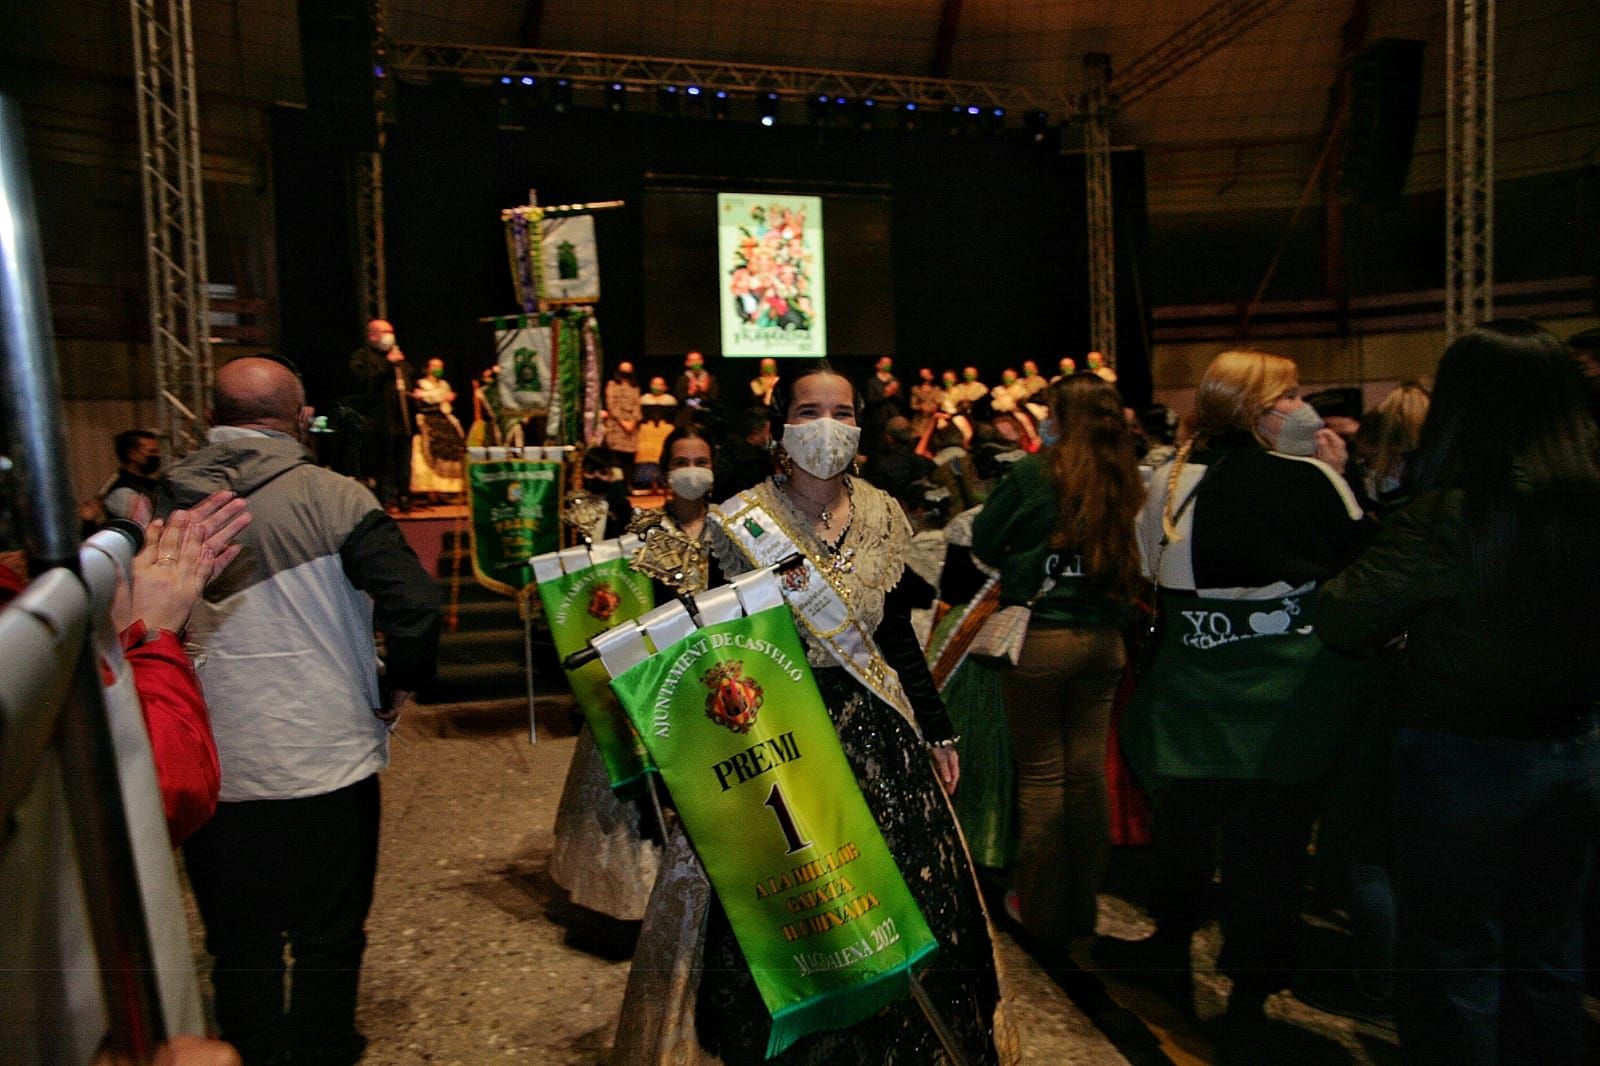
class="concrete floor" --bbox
[185,696,1404,1064]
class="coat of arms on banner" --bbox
[542,215,601,305]
[703,660,763,734]
[494,324,551,414]
[587,581,622,622]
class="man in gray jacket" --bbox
[161,354,441,1066]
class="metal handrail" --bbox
[0,92,167,1061]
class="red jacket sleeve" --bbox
[120,624,221,844]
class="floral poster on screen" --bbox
[717,193,828,358]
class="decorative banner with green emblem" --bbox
[466,448,566,596]
[532,543,657,790]
[605,593,936,1058]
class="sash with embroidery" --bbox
[715,489,918,729]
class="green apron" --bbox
[1122,585,1377,788]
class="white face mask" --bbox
[1261,403,1324,456]
[667,465,714,501]
[782,417,861,479]
[372,334,396,352]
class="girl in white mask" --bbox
[660,427,716,542]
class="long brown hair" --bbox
[1161,349,1297,540]
[1045,373,1146,603]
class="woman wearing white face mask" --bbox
[633,427,725,600]
[549,429,720,925]
[615,363,1016,1065]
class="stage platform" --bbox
[393,491,670,574]
[393,503,467,577]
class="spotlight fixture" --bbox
[606,82,627,112]
[552,78,573,113]
[900,100,919,131]
[857,97,877,129]
[519,75,536,88]
[807,93,830,126]
[1023,108,1049,141]
[712,89,730,120]
[657,84,680,113]
[987,106,1006,132]
[946,103,966,136]
[758,90,780,127]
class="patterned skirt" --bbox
[612,667,1013,1065]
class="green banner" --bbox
[535,557,656,790]
[468,458,562,595]
[609,605,936,1057]
[555,314,583,444]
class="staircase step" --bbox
[437,630,538,666]
[443,598,523,624]
[436,578,520,604]
[422,660,565,704]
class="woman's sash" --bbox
[715,489,917,729]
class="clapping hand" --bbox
[114,491,251,636]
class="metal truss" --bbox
[352,150,387,322]
[1113,0,1297,107]
[130,0,211,455]
[1083,57,1117,365]
[388,41,1073,119]
[1445,0,1494,340]
[355,0,389,323]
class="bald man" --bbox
[160,355,440,1065]
[346,318,415,511]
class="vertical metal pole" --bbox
[1082,53,1117,367]
[1445,0,1494,339]
[130,0,212,457]
[523,591,538,745]
[0,94,168,1058]
[354,150,388,322]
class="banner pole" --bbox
[908,973,972,1066]
[643,772,670,845]
[521,589,537,746]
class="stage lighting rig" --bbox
[899,101,919,131]
[657,84,680,114]
[807,93,830,126]
[606,82,627,112]
[758,91,780,127]
[712,89,730,120]
[552,78,573,113]
[857,97,877,129]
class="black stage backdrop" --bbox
[274,82,1153,409]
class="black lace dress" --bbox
[610,478,1014,1065]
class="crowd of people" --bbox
[581,323,1600,1065]
[10,317,1599,1065]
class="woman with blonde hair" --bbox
[1104,349,1373,1053]
[972,372,1145,946]
[1364,380,1431,506]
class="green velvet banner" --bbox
[608,605,936,1057]
[535,556,656,790]
[467,458,562,596]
